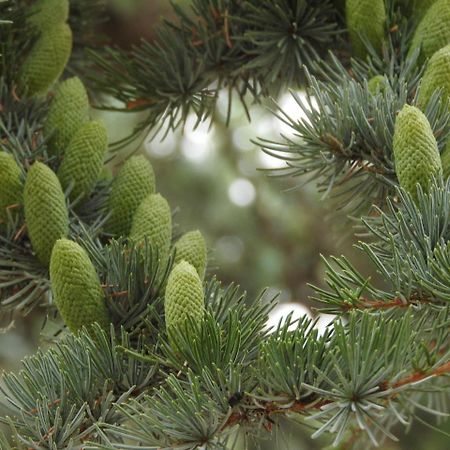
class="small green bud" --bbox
[346,0,386,59]
[441,139,450,179]
[174,230,207,280]
[417,44,450,109]
[393,105,442,199]
[44,77,90,157]
[20,23,72,97]
[107,155,156,237]
[29,0,69,30]
[57,121,108,201]
[0,152,23,227]
[24,162,69,265]
[50,239,110,333]
[130,194,172,268]
[165,261,205,341]
[409,0,450,64]
[367,75,387,95]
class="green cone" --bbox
[409,0,450,64]
[130,193,172,268]
[165,261,205,341]
[107,155,155,237]
[174,230,207,280]
[367,75,387,95]
[24,162,69,266]
[20,23,72,97]
[441,139,450,179]
[57,121,108,201]
[393,105,442,199]
[346,0,386,59]
[0,152,23,227]
[44,77,90,157]
[50,239,110,333]
[417,44,450,109]
[29,0,69,30]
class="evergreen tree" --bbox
[0,1,449,449]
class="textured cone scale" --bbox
[57,121,108,201]
[130,194,172,268]
[367,75,387,95]
[20,23,72,97]
[107,155,155,237]
[417,44,450,109]
[409,0,450,64]
[393,105,442,199]
[50,239,110,333]
[0,152,23,226]
[24,162,69,266]
[346,0,386,59]
[29,0,69,30]
[441,139,450,179]
[165,261,204,341]
[44,77,90,157]
[174,230,207,280]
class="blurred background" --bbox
[0,1,448,448]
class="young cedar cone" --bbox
[174,230,207,280]
[57,120,108,201]
[346,0,386,59]
[414,0,438,20]
[409,0,450,64]
[44,77,90,157]
[417,44,450,109]
[393,105,442,199]
[441,139,450,179]
[165,261,205,343]
[50,239,110,333]
[130,193,172,268]
[20,23,72,97]
[24,162,69,266]
[367,75,387,95]
[29,0,69,30]
[0,152,23,227]
[107,155,155,237]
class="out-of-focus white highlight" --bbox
[181,114,216,162]
[215,235,244,264]
[267,302,336,336]
[228,178,256,206]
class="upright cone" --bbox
[165,261,205,343]
[393,105,442,199]
[44,77,90,157]
[174,230,207,280]
[130,194,172,268]
[28,0,69,30]
[417,44,450,109]
[57,121,108,201]
[409,0,450,64]
[346,0,386,59]
[0,153,23,227]
[107,155,155,237]
[20,23,72,97]
[50,239,110,333]
[24,162,69,265]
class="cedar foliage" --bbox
[0,1,449,449]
